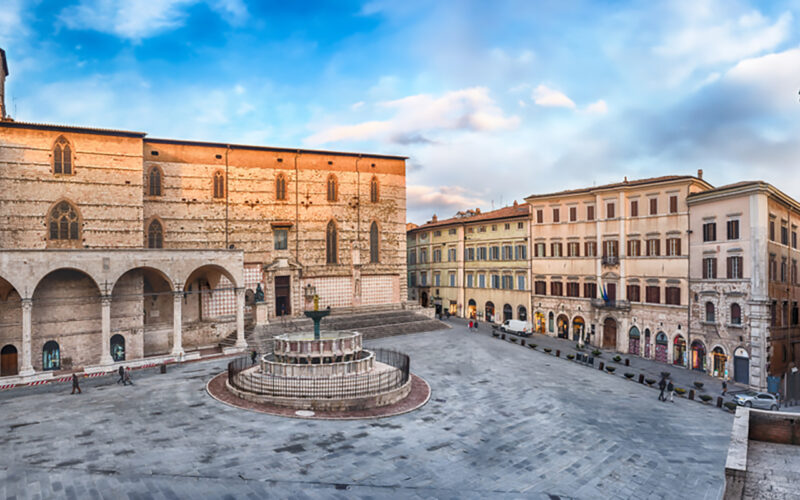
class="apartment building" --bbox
[687,182,800,394]
[524,174,713,363]
[407,203,530,322]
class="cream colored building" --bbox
[524,175,712,364]
[407,203,531,323]
[688,182,800,394]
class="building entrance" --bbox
[275,276,291,316]
[1,344,17,376]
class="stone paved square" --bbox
[0,326,732,499]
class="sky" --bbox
[3,0,800,224]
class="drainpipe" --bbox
[294,150,301,259]
[686,184,692,372]
[225,145,230,248]
[356,154,362,242]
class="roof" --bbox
[525,175,710,201]
[0,48,8,76]
[409,203,530,232]
[688,180,800,211]
[0,120,146,138]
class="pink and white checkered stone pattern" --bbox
[305,277,353,308]
[243,264,262,314]
[204,265,262,318]
[361,275,396,305]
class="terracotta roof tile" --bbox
[410,203,530,231]
[525,175,707,200]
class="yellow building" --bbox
[407,203,531,323]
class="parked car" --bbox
[500,320,532,337]
[733,391,780,411]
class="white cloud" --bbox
[306,87,519,145]
[0,0,27,46]
[722,47,800,111]
[407,185,486,215]
[532,84,576,109]
[585,99,608,114]
[58,0,247,41]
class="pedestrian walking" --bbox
[658,377,666,401]
[116,365,124,384]
[123,367,134,386]
[667,380,675,403]
[251,350,257,365]
[721,380,727,397]
[71,373,82,394]
[468,320,473,330]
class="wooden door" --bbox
[602,318,617,349]
[1,345,18,376]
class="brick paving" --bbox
[0,325,732,499]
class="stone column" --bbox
[19,298,34,376]
[235,287,246,347]
[172,289,184,356]
[100,295,114,365]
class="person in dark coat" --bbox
[251,350,257,365]
[123,367,133,386]
[71,373,82,394]
[117,366,125,384]
[667,380,675,403]
[721,380,727,396]
[658,377,667,401]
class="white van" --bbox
[500,319,532,337]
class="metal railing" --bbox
[228,348,410,400]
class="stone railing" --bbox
[272,331,362,362]
[261,350,375,377]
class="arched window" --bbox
[705,302,715,323]
[276,173,287,201]
[326,220,337,264]
[731,303,741,325]
[53,136,73,175]
[327,174,338,202]
[48,201,80,241]
[42,341,60,371]
[110,334,125,362]
[369,221,379,263]
[370,176,379,203]
[213,170,225,199]
[148,166,162,196]
[148,219,163,248]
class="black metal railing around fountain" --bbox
[227,348,411,400]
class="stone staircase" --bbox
[219,305,447,353]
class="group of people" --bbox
[658,376,675,403]
[70,366,134,394]
[467,319,479,330]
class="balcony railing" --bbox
[601,256,619,266]
[591,298,631,310]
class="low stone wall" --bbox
[226,376,411,412]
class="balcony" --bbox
[591,298,631,311]
[601,256,619,266]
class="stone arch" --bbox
[691,339,706,371]
[672,333,687,367]
[517,305,527,321]
[467,298,476,318]
[628,326,640,356]
[571,315,585,342]
[711,345,727,377]
[1,343,18,376]
[556,313,569,339]
[485,301,495,322]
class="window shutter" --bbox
[703,260,708,279]
[726,257,732,279]
[712,258,717,278]
[676,238,681,256]
[656,239,661,256]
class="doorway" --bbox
[1,344,17,376]
[733,347,749,384]
[275,276,291,316]
[602,317,617,349]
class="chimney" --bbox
[0,48,7,119]
[623,176,628,183]
[513,200,518,207]
[475,208,481,214]
[697,169,703,179]
[431,214,438,223]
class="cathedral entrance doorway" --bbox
[275,276,291,316]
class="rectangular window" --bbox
[449,273,455,287]
[420,249,427,263]
[490,246,500,260]
[703,257,717,279]
[649,197,658,215]
[584,282,597,298]
[449,228,457,235]
[467,274,473,288]
[504,223,510,230]
[769,254,777,281]
[492,225,497,232]
[409,273,416,287]
[479,226,486,232]
[517,275,526,290]
[433,230,441,237]
[534,242,546,257]
[793,230,797,249]
[466,248,475,261]
[607,202,615,219]
[666,237,681,256]
[703,222,716,242]
[274,229,288,250]
[434,273,440,287]
[408,250,416,265]
[793,259,798,285]
[551,242,562,257]
[491,274,500,289]
[515,244,527,260]
[550,282,563,296]
[502,275,513,290]
[448,248,456,262]
[645,286,660,304]
[585,241,597,257]
[478,247,487,260]
[727,256,743,279]
[665,286,680,305]
[769,219,775,241]
[603,240,619,258]
[566,282,580,297]
[568,242,580,257]
[467,227,473,233]
[569,207,577,222]
[518,222,524,229]
[630,200,638,217]
[553,208,560,223]
[433,249,442,263]
[669,195,678,214]
[781,258,787,282]
[537,209,543,223]
[627,284,640,302]
[781,224,789,245]
[627,239,640,257]
[502,245,513,260]
[535,281,547,295]
[587,205,595,221]
[478,274,485,288]
[646,238,661,257]
[727,219,739,240]
[420,272,427,286]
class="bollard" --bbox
[160,363,167,374]
[588,356,594,366]
[638,374,644,384]
[521,340,526,347]
[689,389,695,400]
[716,397,723,408]
[501,333,506,340]
[625,359,630,366]
[556,350,560,357]
[599,361,604,371]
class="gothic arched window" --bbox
[326,220,338,264]
[370,221,379,263]
[213,170,225,199]
[53,136,73,175]
[48,201,80,241]
[370,176,379,203]
[148,166,162,196]
[276,173,287,201]
[327,174,338,202]
[148,219,163,248]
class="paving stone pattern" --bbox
[0,325,732,499]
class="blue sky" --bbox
[3,0,800,223]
